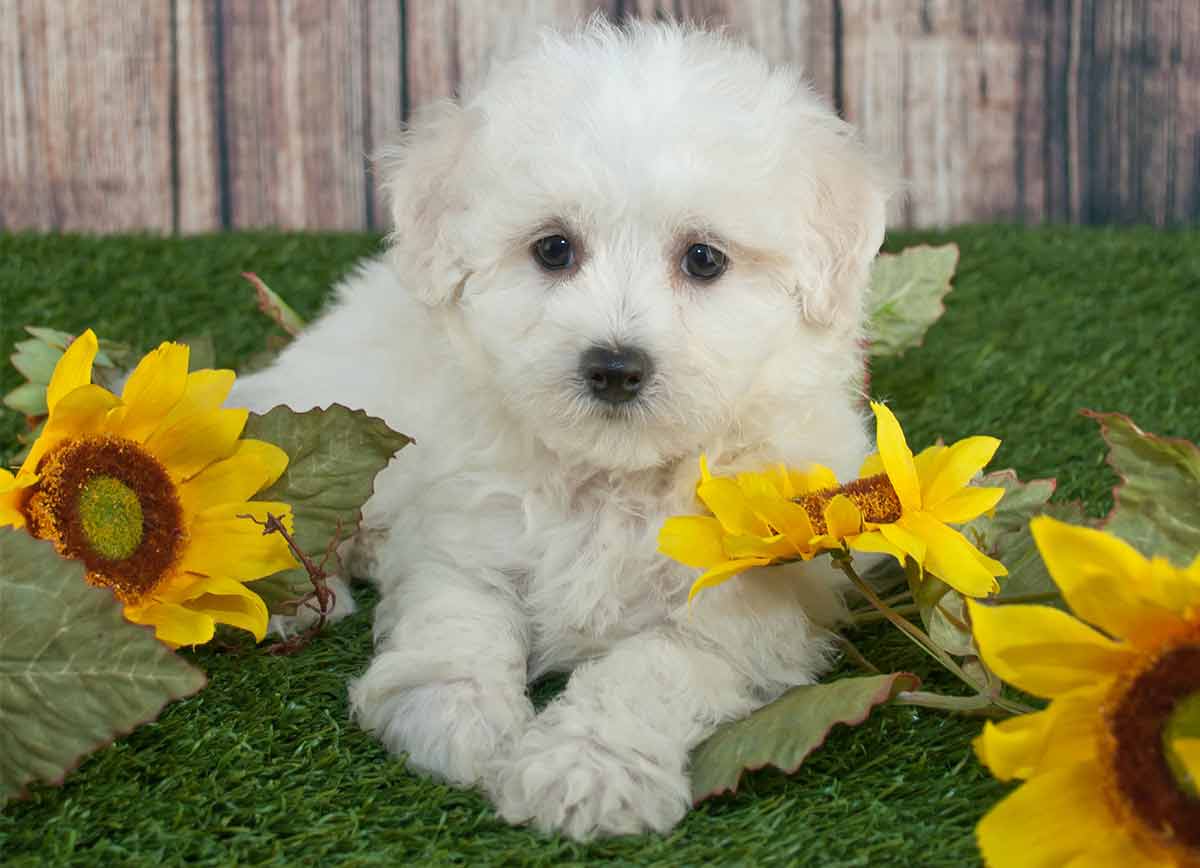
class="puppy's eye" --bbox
[532,235,574,271]
[682,243,727,280]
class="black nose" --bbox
[579,346,652,405]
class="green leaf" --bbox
[10,338,62,385]
[1088,411,1200,568]
[244,272,307,337]
[0,530,207,804]
[242,405,412,614]
[961,469,1079,602]
[3,382,48,417]
[689,672,920,803]
[178,333,217,372]
[866,243,959,357]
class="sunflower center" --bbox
[77,475,144,560]
[23,434,186,605]
[1107,642,1200,853]
[794,473,903,534]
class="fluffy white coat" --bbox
[232,19,891,840]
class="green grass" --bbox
[2,227,1199,866]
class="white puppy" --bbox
[233,19,890,840]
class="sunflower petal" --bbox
[750,497,817,554]
[1063,832,1166,868]
[1030,516,1191,644]
[791,463,840,493]
[930,485,1005,524]
[180,501,298,581]
[0,469,37,528]
[124,600,216,648]
[976,761,1114,868]
[723,533,796,561]
[111,341,191,442]
[921,435,1001,510]
[879,520,929,566]
[870,402,921,512]
[687,558,771,604]
[658,515,727,568]
[966,600,1135,698]
[144,407,249,481]
[735,470,783,501]
[169,576,269,642]
[847,530,907,564]
[858,452,884,478]
[157,369,237,432]
[20,384,122,474]
[698,477,770,537]
[904,512,1002,597]
[912,442,949,481]
[177,439,289,518]
[973,684,1104,781]
[823,494,863,541]
[45,329,99,413]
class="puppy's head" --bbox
[381,20,892,472]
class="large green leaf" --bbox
[0,531,207,804]
[961,469,1081,603]
[866,244,958,358]
[1089,411,1200,567]
[690,672,919,803]
[242,405,412,614]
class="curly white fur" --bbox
[232,18,891,841]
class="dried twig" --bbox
[238,512,343,655]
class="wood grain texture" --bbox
[0,0,174,232]
[174,0,222,232]
[363,0,404,229]
[625,0,837,104]
[221,0,367,229]
[840,0,1036,227]
[405,0,603,110]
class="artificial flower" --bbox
[658,456,838,602]
[967,517,1200,867]
[1,330,297,647]
[833,402,1008,596]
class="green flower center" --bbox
[1165,691,1200,800]
[77,475,144,561]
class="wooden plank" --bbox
[405,1,604,110]
[625,1,837,106]
[840,0,1038,228]
[1079,0,1200,225]
[364,0,405,229]
[0,0,173,232]
[221,0,367,229]
[175,0,223,232]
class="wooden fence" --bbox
[2,0,1198,233]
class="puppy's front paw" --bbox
[350,676,533,788]
[488,722,690,840]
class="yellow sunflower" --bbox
[0,329,298,647]
[658,456,839,602]
[967,517,1200,867]
[836,402,1008,597]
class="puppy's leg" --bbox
[349,562,533,787]
[489,564,841,840]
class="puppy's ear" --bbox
[377,101,479,305]
[793,122,894,333]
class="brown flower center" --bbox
[1107,641,1200,854]
[793,473,903,534]
[23,435,186,605]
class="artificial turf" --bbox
[1,226,1198,866]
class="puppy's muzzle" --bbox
[579,345,652,405]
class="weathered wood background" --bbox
[2,0,1198,233]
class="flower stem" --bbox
[831,554,1027,715]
